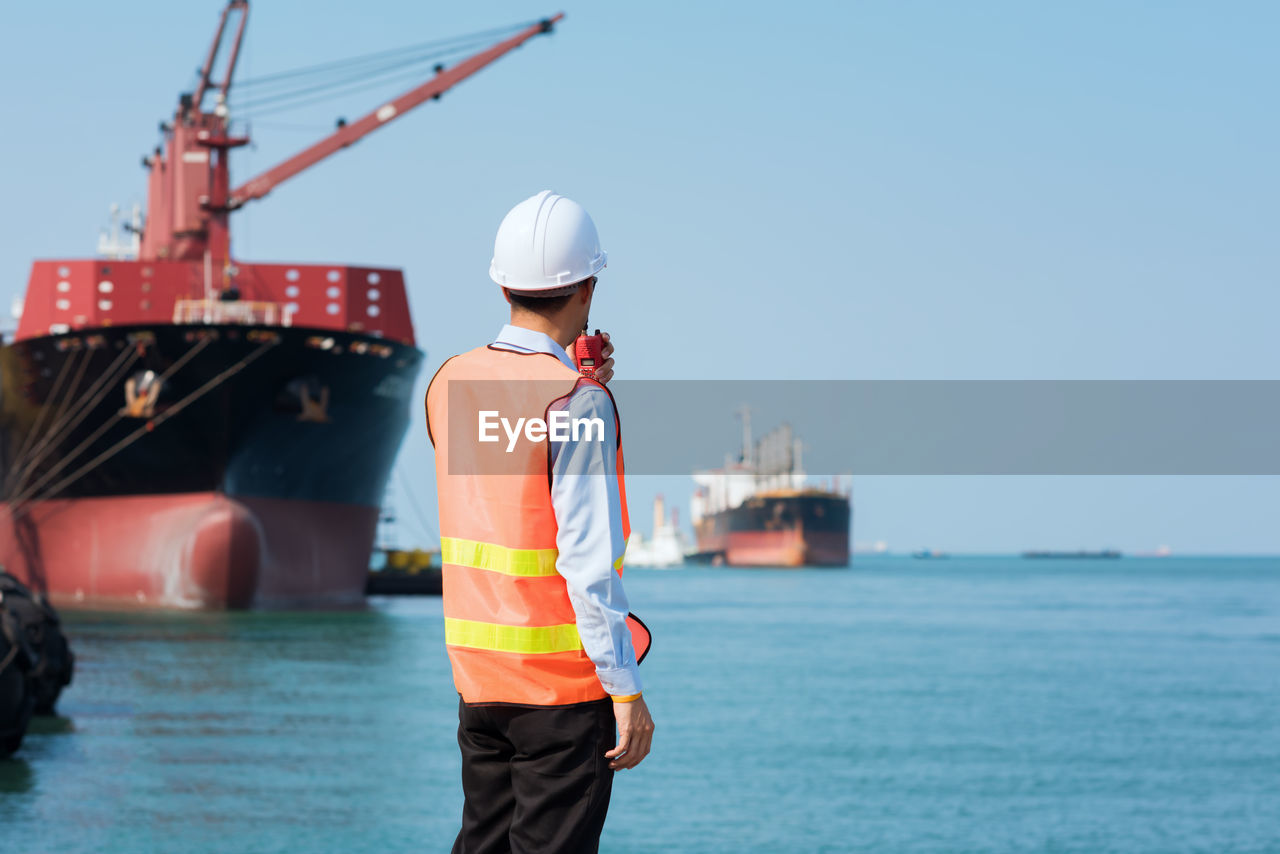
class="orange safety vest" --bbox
[425,344,638,706]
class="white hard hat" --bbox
[489,190,607,293]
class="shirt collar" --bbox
[492,323,576,371]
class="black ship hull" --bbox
[0,323,423,608]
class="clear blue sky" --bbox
[2,1,1276,553]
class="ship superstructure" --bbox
[0,3,563,608]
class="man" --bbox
[426,190,655,853]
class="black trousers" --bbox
[453,697,616,854]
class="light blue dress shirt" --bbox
[490,324,642,698]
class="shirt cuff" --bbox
[596,664,642,698]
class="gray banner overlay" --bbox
[441,380,1279,475]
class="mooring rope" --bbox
[10,336,279,518]
[7,344,141,498]
[3,346,85,494]
[7,335,215,512]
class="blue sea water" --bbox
[2,557,1279,853]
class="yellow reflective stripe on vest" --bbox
[444,617,584,654]
[441,536,560,577]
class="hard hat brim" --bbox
[488,252,609,291]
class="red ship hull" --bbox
[692,491,851,568]
[718,529,850,568]
[0,494,378,609]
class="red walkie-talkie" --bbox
[574,328,604,380]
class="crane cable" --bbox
[234,35,492,100]
[228,21,536,117]
[10,337,278,520]
[238,61,480,119]
[230,39,494,115]
[232,22,533,92]
[7,336,214,513]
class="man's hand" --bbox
[605,695,654,770]
[595,332,615,384]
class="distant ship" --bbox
[1022,550,1122,559]
[689,412,851,568]
[625,494,690,569]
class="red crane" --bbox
[139,1,564,275]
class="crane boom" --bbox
[229,15,563,209]
[192,0,249,113]
[138,5,563,265]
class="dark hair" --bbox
[505,282,584,313]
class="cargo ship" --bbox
[689,412,851,567]
[0,3,563,609]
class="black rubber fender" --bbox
[0,572,75,716]
[0,606,34,758]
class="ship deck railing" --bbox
[173,299,295,327]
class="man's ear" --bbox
[501,288,513,305]
[577,278,594,305]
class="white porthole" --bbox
[57,266,71,278]
[285,302,299,314]
[98,299,113,310]
[98,281,114,293]
[326,286,341,298]
[367,272,381,285]
[326,270,341,283]
[56,280,71,293]
[49,323,70,334]
[285,285,300,298]
[142,267,153,277]
[285,269,300,282]
[55,298,71,310]
[367,305,381,318]
[366,288,380,301]
[326,303,340,315]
